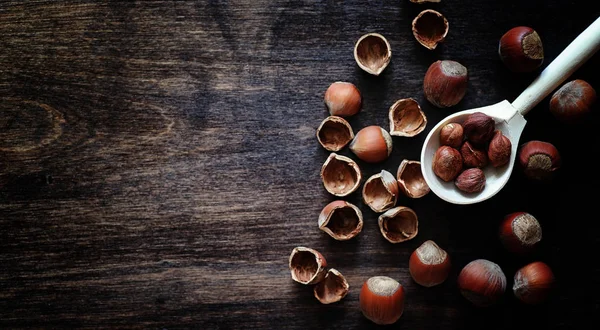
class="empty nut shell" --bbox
[378,206,419,243]
[396,159,430,198]
[318,200,364,240]
[388,98,427,137]
[316,116,354,152]
[289,247,327,285]
[412,9,449,50]
[314,268,350,304]
[324,81,362,117]
[354,33,392,76]
[363,170,400,213]
[320,153,362,197]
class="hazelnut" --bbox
[289,247,327,285]
[318,200,363,241]
[457,259,507,307]
[412,9,449,50]
[488,130,512,167]
[320,153,362,197]
[499,211,542,254]
[439,122,464,148]
[455,168,485,193]
[359,276,405,325]
[432,145,463,182]
[423,60,468,108]
[513,261,555,305]
[350,126,393,163]
[549,79,597,123]
[324,82,362,117]
[460,141,489,168]
[388,98,427,137]
[463,112,495,145]
[499,26,544,73]
[517,140,561,181]
[354,33,391,76]
[362,170,399,213]
[314,268,350,304]
[409,240,451,287]
[378,206,418,244]
[396,159,430,198]
[316,116,354,152]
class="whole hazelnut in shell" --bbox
[499,26,544,73]
[423,60,468,108]
[549,79,596,123]
[457,259,507,307]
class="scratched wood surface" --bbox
[1,1,599,329]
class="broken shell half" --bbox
[316,116,354,152]
[318,200,364,240]
[320,153,362,197]
[289,247,327,285]
[354,33,392,76]
[389,98,427,137]
[314,268,350,304]
[362,170,399,213]
[378,206,419,243]
[396,159,430,198]
[412,9,449,50]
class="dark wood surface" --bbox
[1,1,599,329]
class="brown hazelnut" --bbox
[455,168,485,193]
[457,259,507,307]
[423,60,468,108]
[488,130,512,167]
[378,206,418,244]
[363,170,399,213]
[320,153,362,196]
[409,240,451,287]
[517,140,561,181]
[549,79,597,123]
[324,82,362,117]
[439,123,464,148]
[432,146,463,182]
[396,159,430,198]
[513,261,555,305]
[460,141,489,168]
[388,98,427,137]
[350,126,393,163]
[289,247,327,285]
[314,268,350,304]
[463,112,495,145]
[499,211,542,254]
[318,200,363,241]
[412,9,449,50]
[499,26,544,73]
[354,33,391,76]
[316,116,354,152]
[359,276,405,325]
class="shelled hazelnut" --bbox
[455,168,485,193]
[488,130,512,167]
[432,145,463,182]
[463,112,495,146]
[460,141,488,168]
[439,123,464,148]
[360,276,405,325]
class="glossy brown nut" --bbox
[350,126,393,163]
[396,159,430,198]
[549,79,597,123]
[316,116,354,152]
[324,81,362,117]
[488,130,512,167]
[314,268,350,304]
[423,60,468,108]
[359,276,405,325]
[432,146,463,182]
[388,98,427,137]
[463,112,495,145]
[513,261,555,305]
[409,240,451,287]
[412,9,449,50]
[289,247,327,285]
[378,206,418,243]
[362,170,399,213]
[354,33,392,76]
[460,141,489,168]
[455,168,485,193]
[499,211,542,254]
[318,200,363,241]
[457,259,507,307]
[517,140,561,181]
[439,123,464,148]
[320,153,362,196]
[499,26,544,73]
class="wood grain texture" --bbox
[1,1,599,329]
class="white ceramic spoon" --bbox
[421,16,600,205]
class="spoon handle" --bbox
[511,16,600,116]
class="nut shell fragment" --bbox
[289,247,327,285]
[363,170,399,213]
[378,206,419,243]
[320,153,362,197]
[388,98,427,137]
[354,33,392,76]
[412,9,449,50]
[314,268,350,304]
[396,159,430,198]
[318,200,364,240]
[316,116,354,151]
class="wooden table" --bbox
[1,1,598,329]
